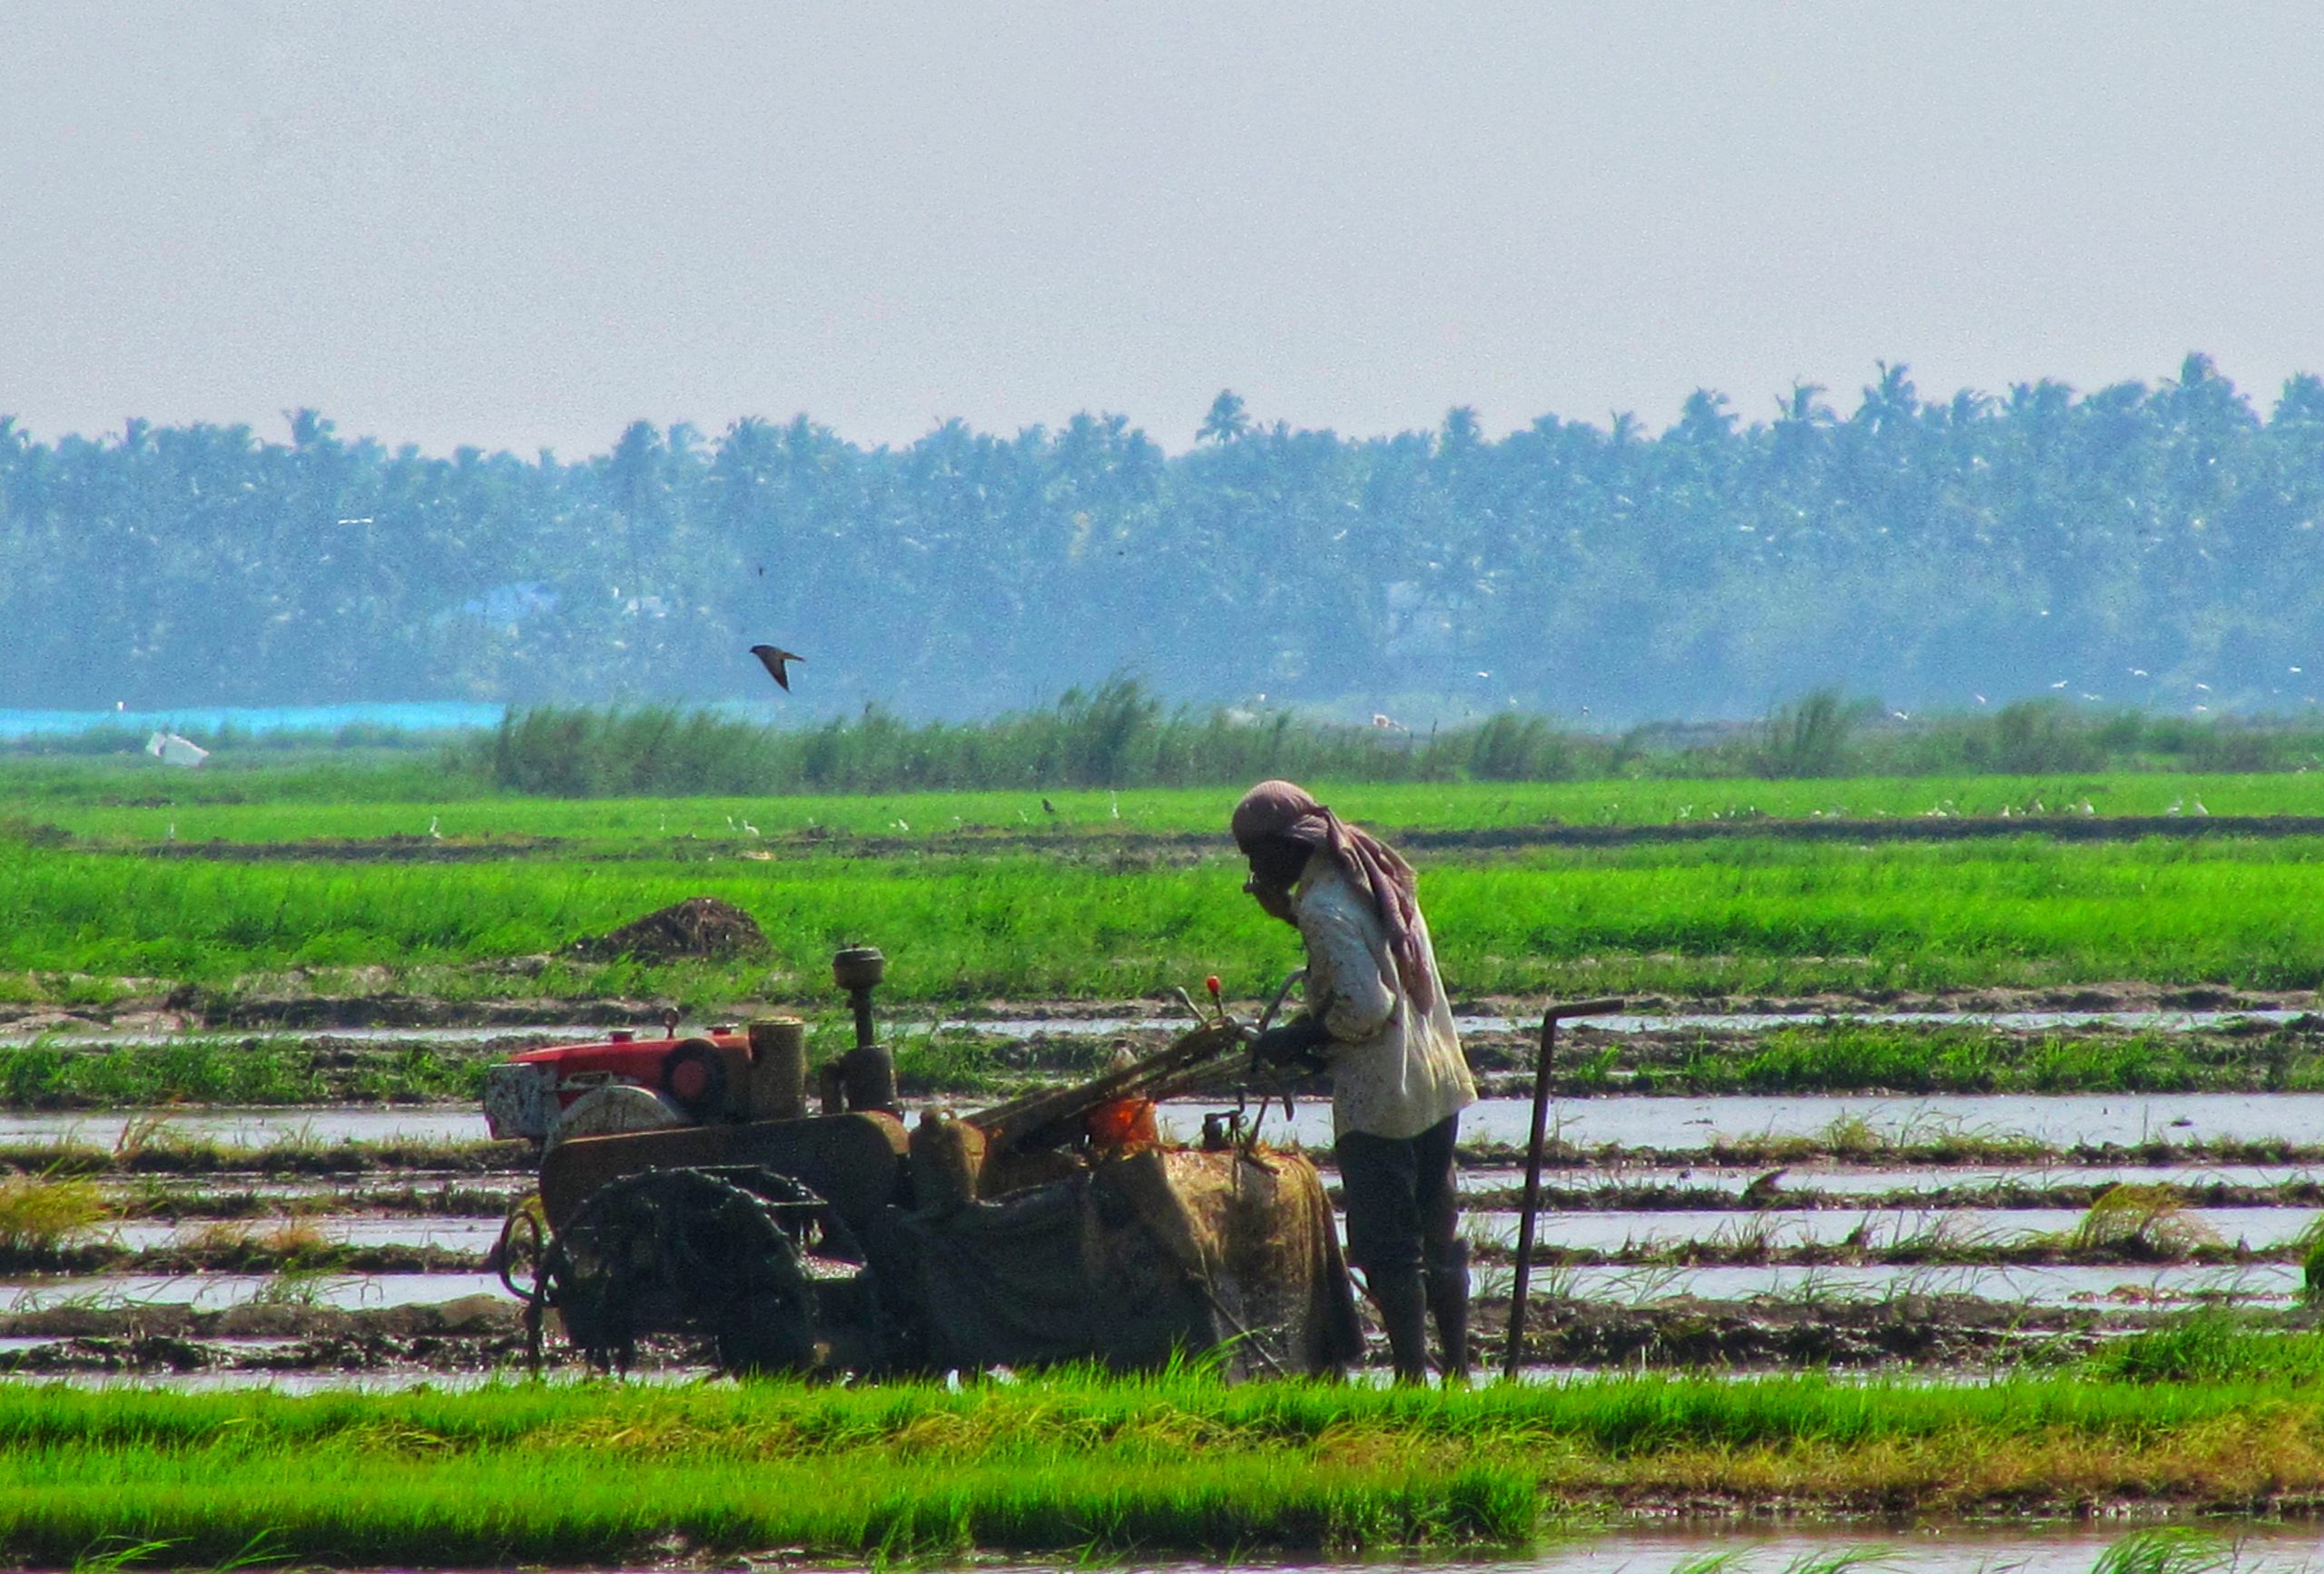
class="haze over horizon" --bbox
[5,4,2319,459]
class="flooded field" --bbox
[5,1086,2318,1155]
[1330,1531,2324,1574]
[1162,1089,2324,1150]
[1098,1530,2324,1574]
[5,1075,2323,1383]
[12,1005,2317,1042]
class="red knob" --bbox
[1206,975,1221,998]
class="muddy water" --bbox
[1465,1205,2324,1252]
[1033,1530,2324,1574]
[80,1206,2320,1259]
[1491,1261,2299,1305]
[949,1008,2324,1037]
[0,1087,2315,1158]
[7,1249,2287,1316]
[951,1007,2324,1037]
[0,1271,507,1313]
[1067,1530,2324,1574]
[68,1200,2321,1264]
[95,1217,506,1252]
[1159,1091,2324,1151]
[15,1005,2317,1046]
[92,1175,530,1204]
[0,1108,490,1147]
[1460,1163,2324,1197]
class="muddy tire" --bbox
[541,1166,862,1376]
[659,1038,730,1119]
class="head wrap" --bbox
[1231,779,1434,1008]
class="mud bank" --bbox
[1498,1292,2132,1370]
[5,977,2319,1038]
[0,1291,2222,1379]
[0,1294,528,1376]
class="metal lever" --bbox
[1502,997,1625,1381]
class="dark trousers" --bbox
[1334,1114,1462,1280]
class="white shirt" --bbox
[1291,854,1476,1141]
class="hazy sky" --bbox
[5,3,2319,458]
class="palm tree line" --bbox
[3,354,2319,721]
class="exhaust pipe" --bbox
[831,945,897,1113]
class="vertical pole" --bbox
[1502,1008,1557,1380]
[1500,997,1619,1382]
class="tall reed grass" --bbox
[469,688,2324,797]
[475,680,1600,796]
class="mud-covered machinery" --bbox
[481,946,901,1146]
[493,949,1360,1379]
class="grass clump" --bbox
[2089,1528,2238,1574]
[2084,1311,2324,1385]
[0,1170,107,1256]
[2071,1185,2219,1260]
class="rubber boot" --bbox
[1367,1266,1433,1385]
[1426,1241,1472,1384]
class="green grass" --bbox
[0,1019,2310,1112]
[2082,1310,2324,1385]
[2,1368,2323,1564]
[0,1133,525,1178]
[1606,1024,2324,1097]
[0,1171,107,1256]
[8,833,2324,1007]
[0,1039,486,1108]
[21,770,2324,847]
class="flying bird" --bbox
[749,644,803,692]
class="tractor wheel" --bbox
[659,1038,730,1119]
[539,1166,861,1376]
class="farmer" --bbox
[1232,779,1477,1382]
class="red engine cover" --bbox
[510,1031,751,1109]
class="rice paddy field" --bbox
[13,760,2324,1566]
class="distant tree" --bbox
[1198,389,1249,444]
[6,359,2324,719]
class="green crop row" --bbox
[1575,1023,2324,1097]
[5,1018,2319,1113]
[0,1368,2319,1564]
[18,768,2324,847]
[0,1040,485,1109]
[5,835,2324,1006]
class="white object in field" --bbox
[549,1084,687,1146]
[144,732,209,767]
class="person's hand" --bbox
[1249,1013,1331,1068]
[1243,871,1298,925]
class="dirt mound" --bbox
[571,898,769,962]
